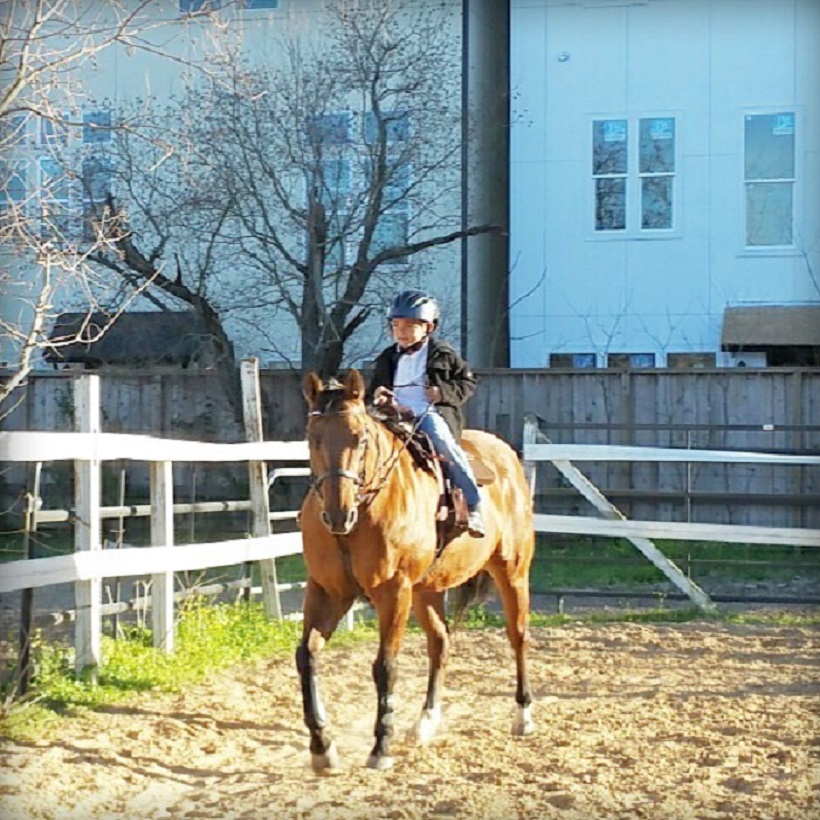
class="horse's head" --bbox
[303,369,370,535]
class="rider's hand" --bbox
[425,385,442,404]
[373,386,396,406]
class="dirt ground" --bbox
[0,618,818,820]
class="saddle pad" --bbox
[468,455,495,486]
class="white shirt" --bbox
[394,340,437,416]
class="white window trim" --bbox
[737,106,801,258]
[587,112,682,242]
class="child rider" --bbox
[368,289,485,538]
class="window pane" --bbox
[595,178,626,230]
[82,157,113,203]
[372,212,408,261]
[40,158,69,201]
[319,159,350,208]
[639,118,675,173]
[40,117,68,146]
[746,181,793,246]
[180,0,221,11]
[592,120,627,175]
[745,113,794,180]
[83,111,112,144]
[364,111,409,144]
[366,158,410,202]
[243,0,277,7]
[0,115,27,148]
[324,212,349,271]
[641,176,672,229]
[0,161,26,204]
[307,113,350,145]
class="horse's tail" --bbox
[449,571,494,630]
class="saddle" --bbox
[371,405,494,537]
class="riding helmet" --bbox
[386,290,440,327]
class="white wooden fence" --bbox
[522,416,820,611]
[2,372,819,676]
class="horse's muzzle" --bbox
[321,506,359,535]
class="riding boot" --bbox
[466,503,485,538]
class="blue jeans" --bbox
[417,412,481,507]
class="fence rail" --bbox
[2,367,820,680]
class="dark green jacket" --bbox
[368,336,478,440]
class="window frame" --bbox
[741,109,798,253]
[588,113,680,240]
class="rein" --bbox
[308,402,435,509]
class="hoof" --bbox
[407,707,442,746]
[512,705,536,737]
[365,753,394,770]
[311,741,341,774]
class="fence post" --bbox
[150,461,175,652]
[240,358,282,620]
[522,413,542,498]
[74,375,102,677]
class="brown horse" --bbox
[296,369,535,772]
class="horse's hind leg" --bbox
[489,563,536,736]
[295,578,356,774]
[407,587,449,745]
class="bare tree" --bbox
[83,0,498,386]
[0,0,212,413]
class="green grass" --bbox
[3,596,818,744]
[0,598,379,742]
[530,536,820,589]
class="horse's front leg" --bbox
[296,578,355,774]
[367,577,413,770]
[407,587,449,745]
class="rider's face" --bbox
[391,318,431,349]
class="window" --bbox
[371,211,408,262]
[550,353,597,369]
[592,116,676,234]
[0,115,27,149]
[364,110,409,144]
[639,117,675,229]
[180,0,221,11]
[744,112,795,247]
[241,0,277,7]
[365,157,411,205]
[81,156,114,240]
[39,157,71,239]
[667,352,716,369]
[592,119,627,230]
[83,110,112,144]
[317,159,351,209]
[0,161,26,223]
[306,113,350,145]
[607,352,656,369]
[39,116,68,147]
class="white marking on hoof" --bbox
[366,753,394,770]
[407,707,442,746]
[511,704,536,736]
[311,741,341,774]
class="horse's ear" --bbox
[302,371,323,407]
[342,369,366,401]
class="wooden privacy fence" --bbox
[2,368,820,678]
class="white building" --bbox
[1,0,482,372]
[508,0,820,368]
[3,0,818,373]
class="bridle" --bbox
[307,399,436,513]
[307,407,379,507]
